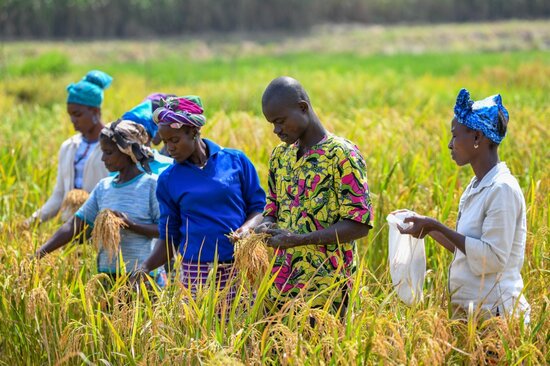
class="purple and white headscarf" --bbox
[152,95,206,129]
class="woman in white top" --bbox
[399,88,530,321]
[27,70,112,224]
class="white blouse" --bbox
[449,162,530,319]
[31,134,108,222]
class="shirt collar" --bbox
[290,133,332,151]
[203,138,222,157]
[467,162,510,195]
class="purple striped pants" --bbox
[179,261,239,304]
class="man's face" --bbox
[262,98,309,145]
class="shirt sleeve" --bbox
[464,183,522,276]
[33,142,69,221]
[335,145,373,227]
[75,183,101,226]
[156,171,182,246]
[263,149,279,218]
[238,153,266,216]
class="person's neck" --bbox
[188,139,209,167]
[116,164,142,184]
[470,149,499,182]
[297,118,327,153]
[82,123,104,142]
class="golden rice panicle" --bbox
[26,287,50,318]
[60,189,89,221]
[233,232,270,285]
[91,209,126,261]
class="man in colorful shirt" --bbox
[256,76,373,312]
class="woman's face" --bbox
[100,137,133,172]
[158,124,197,163]
[67,103,99,135]
[448,118,477,166]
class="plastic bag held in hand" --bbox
[386,210,426,305]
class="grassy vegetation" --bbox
[0,21,548,364]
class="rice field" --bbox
[0,21,549,364]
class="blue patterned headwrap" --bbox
[454,88,509,144]
[67,70,113,108]
[122,100,157,138]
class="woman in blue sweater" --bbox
[135,96,266,299]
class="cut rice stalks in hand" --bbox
[91,209,127,262]
[233,232,271,286]
[60,189,89,221]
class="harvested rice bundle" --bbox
[91,209,126,261]
[60,189,89,221]
[233,232,271,285]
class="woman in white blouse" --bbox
[26,70,112,225]
[399,88,530,321]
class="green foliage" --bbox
[14,51,70,77]
[1,0,550,38]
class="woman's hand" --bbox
[397,215,436,239]
[110,210,132,228]
[265,228,302,249]
[129,267,150,289]
[228,227,252,243]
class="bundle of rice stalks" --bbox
[91,209,126,261]
[265,323,299,363]
[60,189,89,221]
[233,232,271,285]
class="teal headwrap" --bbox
[122,100,157,138]
[67,70,113,108]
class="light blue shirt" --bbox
[148,149,173,175]
[110,149,173,177]
[76,173,159,273]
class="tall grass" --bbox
[0,22,548,364]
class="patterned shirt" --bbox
[264,133,373,309]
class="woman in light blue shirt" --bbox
[36,121,163,284]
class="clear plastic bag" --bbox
[386,210,426,305]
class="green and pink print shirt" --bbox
[264,133,373,309]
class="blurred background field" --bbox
[0,20,549,364]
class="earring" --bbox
[474,143,479,149]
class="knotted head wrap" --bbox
[100,120,154,174]
[143,93,177,112]
[152,95,206,129]
[122,100,157,139]
[454,88,509,144]
[67,70,113,108]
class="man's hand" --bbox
[265,228,302,249]
[254,221,278,234]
